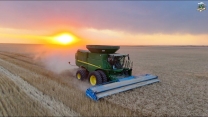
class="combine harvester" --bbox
[72,45,159,101]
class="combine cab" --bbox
[73,45,159,101]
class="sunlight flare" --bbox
[54,34,74,45]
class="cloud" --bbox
[69,27,208,45]
[0,1,207,35]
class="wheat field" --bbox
[107,46,208,116]
[0,44,207,116]
[0,71,52,116]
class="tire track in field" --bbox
[0,51,33,59]
[0,63,78,116]
[0,52,42,68]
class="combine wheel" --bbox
[97,70,108,83]
[76,69,87,80]
[88,71,102,86]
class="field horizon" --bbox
[1,43,208,47]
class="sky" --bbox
[0,1,207,45]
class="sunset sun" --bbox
[55,34,74,45]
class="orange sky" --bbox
[1,27,208,45]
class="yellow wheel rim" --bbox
[90,75,96,86]
[77,73,81,79]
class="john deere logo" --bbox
[197,2,206,12]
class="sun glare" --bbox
[55,34,74,45]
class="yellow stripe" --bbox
[77,60,101,68]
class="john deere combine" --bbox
[74,45,159,101]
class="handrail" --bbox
[104,60,112,69]
[123,60,133,69]
[104,60,133,69]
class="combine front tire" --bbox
[76,69,87,80]
[97,70,108,83]
[88,71,102,86]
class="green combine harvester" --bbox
[73,45,159,101]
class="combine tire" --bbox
[88,71,102,86]
[97,70,108,83]
[76,69,87,80]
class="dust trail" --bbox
[32,46,79,74]
[0,44,91,91]
[0,44,82,74]
[31,45,92,91]
[33,48,90,92]
[31,45,88,73]
[0,64,79,116]
[59,69,92,92]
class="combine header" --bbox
[73,45,159,101]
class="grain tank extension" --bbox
[73,45,159,101]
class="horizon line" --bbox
[1,43,208,47]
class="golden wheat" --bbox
[0,53,138,116]
[0,45,208,116]
[0,72,52,116]
[106,46,208,116]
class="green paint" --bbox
[75,49,132,81]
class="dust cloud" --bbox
[31,45,85,73]
[0,44,82,73]
[0,44,91,91]
[35,49,77,73]
[31,45,91,92]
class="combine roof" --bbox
[78,49,90,53]
[109,53,128,56]
[86,45,120,53]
